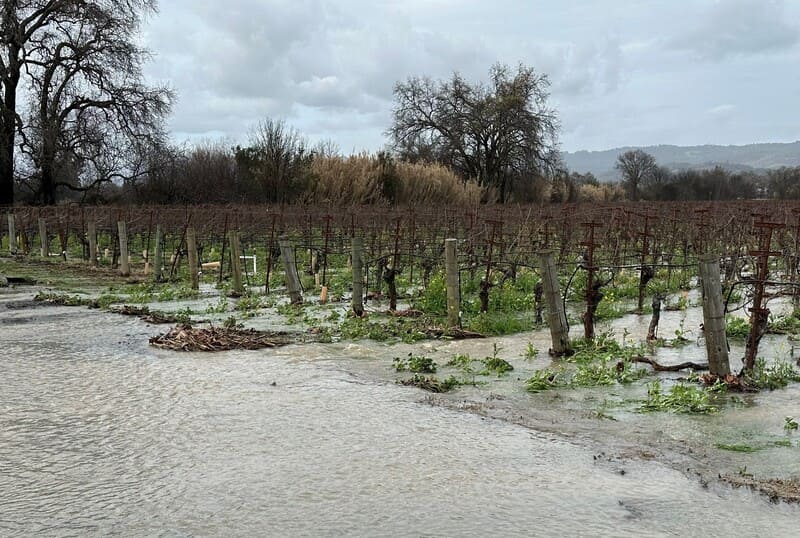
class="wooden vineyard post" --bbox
[7,213,16,255]
[87,222,97,266]
[445,238,460,329]
[39,217,48,258]
[538,250,571,356]
[351,237,364,317]
[229,230,244,296]
[153,225,163,282]
[117,221,130,276]
[699,254,731,377]
[279,237,303,305]
[186,226,199,290]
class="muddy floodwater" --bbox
[2,286,800,537]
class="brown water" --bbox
[1,288,799,537]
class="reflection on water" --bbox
[1,289,798,536]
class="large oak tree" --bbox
[1,0,171,205]
[389,63,560,203]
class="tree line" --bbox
[613,148,799,202]
[1,2,796,206]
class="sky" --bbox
[141,0,800,153]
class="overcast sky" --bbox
[142,0,800,153]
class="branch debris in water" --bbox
[150,324,292,352]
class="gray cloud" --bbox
[671,0,799,60]
[143,0,800,152]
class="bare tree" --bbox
[615,149,657,201]
[1,0,168,206]
[235,119,313,203]
[389,63,560,203]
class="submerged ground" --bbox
[1,257,799,536]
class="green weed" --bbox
[715,443,759,453]
[525,368,570,393]
[524,342,539,360]
[726,316,751,339]
[749,358,800,390]
[640,380,718,414]
[785,416,799,432]
[393,353,437,373]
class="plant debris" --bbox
[113,305,152,316]
[720,475,800,504]
[150,324,292,352]
[398,374,458,393]
[424,327,485,339]
[111,305,183,324]
[700,373,757,392]
[387,309,424,318]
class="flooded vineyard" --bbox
[2,201,800,535]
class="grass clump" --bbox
[479,344,514,376]
[526,368,570,393]
[414,273,447,315]
[393,353,437,373]
[749,358,800,390]
[235,292,263,312]
[726,316,751,339]
[398,374,459,393]
[445,346,513,377]
[715,443,760,453]
[640,380,718,414]
[338,315,428,344]
[572,358,648,387]
[481,356,514,375]
[464,312,530,336]
[784,417,798,432]
[34,291,88,306]
[769,309,800,335]
[569,332,643,363]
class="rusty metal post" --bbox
[265,214,277,295]
[480,219,502,313]
[743,218,784,372]
[637,212,653,312]
[581,221,603,340]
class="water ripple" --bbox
[1,293,798,536]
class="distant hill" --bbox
[562,141,800,181]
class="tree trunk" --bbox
[41,160,56,205]
[0,61,19,207]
